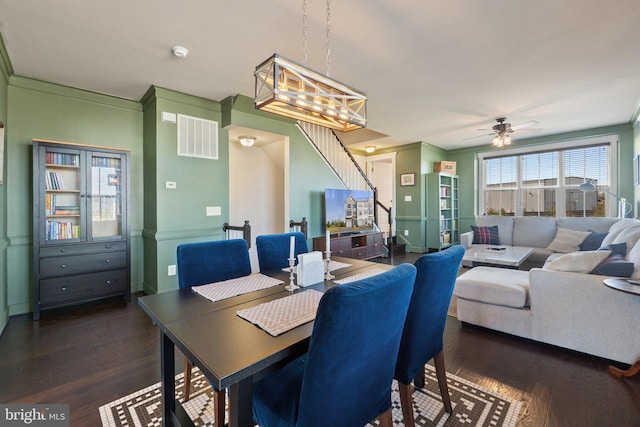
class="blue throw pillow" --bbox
[599,242,627,258]
[590,254,635,277]
[579,231,608,251]
[471,225,499,245]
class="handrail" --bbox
[222,221,251,248]
[289,217,308,239]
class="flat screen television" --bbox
[324,188,375,235]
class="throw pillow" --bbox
[547,228,591,253]
[590,254,635,277]
[599,242,627,258]
[546,250,611,273]
[579,230,608,251]
[471,225,499,245]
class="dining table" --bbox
[138,256,394,427]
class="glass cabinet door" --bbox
[88,153,123,240]
[43,147,82,243]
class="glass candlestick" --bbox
[284,257,300,292]
[324,250,335,280]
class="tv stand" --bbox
[313,231,384,260]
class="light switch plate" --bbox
[206,206,221,216]
[168,265,176,276]
[404,230,409,236]
[404,195,412,202]
[165,181,176,189]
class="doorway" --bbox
[366,152,396,240]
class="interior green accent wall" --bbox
[141,86,226,294]
[5,76,143,316]
[222,95,344,242]
[0,32,10,334]
[447,123,636,233]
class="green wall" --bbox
[4,77,144,316]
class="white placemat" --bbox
[333,268,387,284]
[282,260,352,273]
[236,289,324,336]
[192,274,283,303]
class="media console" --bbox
[313,231,384,260]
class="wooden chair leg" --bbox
[213,389,226,427]
[398,381,415,427]
[434,350,453,413]
[183,356,192,402]
[376,407,393,427]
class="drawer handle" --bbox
[106,280,112,285]
[105,244,111,249]
[61,287,67,291]
[60,264,66,268]
[60,248,67,253]
[105,259,110,263]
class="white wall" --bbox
[229,140,285,272]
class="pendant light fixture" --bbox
[254,0,367,132]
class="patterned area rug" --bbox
[99,364,520,427]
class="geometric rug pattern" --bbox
[99,364,521,427]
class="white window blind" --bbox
[481,140,613,217]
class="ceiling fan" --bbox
[467,117,542,147]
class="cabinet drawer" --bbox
[350,247,367,259]
[40,251,127,277]
[39,269,128,305]
[40,241,126,257]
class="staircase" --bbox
[297,122,405,258]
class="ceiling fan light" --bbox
[503,135,512,145]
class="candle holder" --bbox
[324,250,335,280]
[284,257,300,292]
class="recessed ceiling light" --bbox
[171,46,189,58]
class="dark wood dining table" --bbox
[138,256,393,427]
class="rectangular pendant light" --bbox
[254,53,367,132]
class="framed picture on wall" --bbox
[400,173,415,186]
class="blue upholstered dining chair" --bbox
[395,245,465,426]
[255,232,309,272]
[176,238,251,426]
[252,263,417,427]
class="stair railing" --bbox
[289,217,308,239]
[223,221,251,248]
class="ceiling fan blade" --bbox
[513,128,543,133]
[463,133,493,141]
[511,120,540,130]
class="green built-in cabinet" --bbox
[426,172,459,251]
[32,140,131,320]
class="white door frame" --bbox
[366,152,397,237]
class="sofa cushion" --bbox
[545,250,611,273]
[471,225,500,245]
[579,231,609,251]
[607,227,640,257]
[513,216,557,248]
[547,228,591,253]
[556,217,619,233]
[626,239,640,279]
[590,254,635,277]
[476,216,514,246]
[601,219,640,247]
[454,267,530,308]
[600,242,627,258]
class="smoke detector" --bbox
[171,46,189,58]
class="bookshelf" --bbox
[426,172,459,251]
[32,140,130,320]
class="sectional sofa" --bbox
[454,216,640,365]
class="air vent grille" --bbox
[177,114,218,160]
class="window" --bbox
[480,136,617,218]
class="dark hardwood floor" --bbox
[1,253,639,426]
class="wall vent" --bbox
[177,114,218,159]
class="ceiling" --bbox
[1,0,640,151]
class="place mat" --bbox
[282,259,352,273]
[192,274,283,303]
[334,268,387,284]
[237,289,323,336]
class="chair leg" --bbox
[183,357,193,402]
[434,350,453,414]
[376,408,393,427]
[213,389,226,427]
[398,381,415,427]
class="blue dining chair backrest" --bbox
[176,239,251,289]
[252,263,417,427]
[395,245,465,384]
[255,232,308,272]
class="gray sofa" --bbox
[455,217,640,365]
